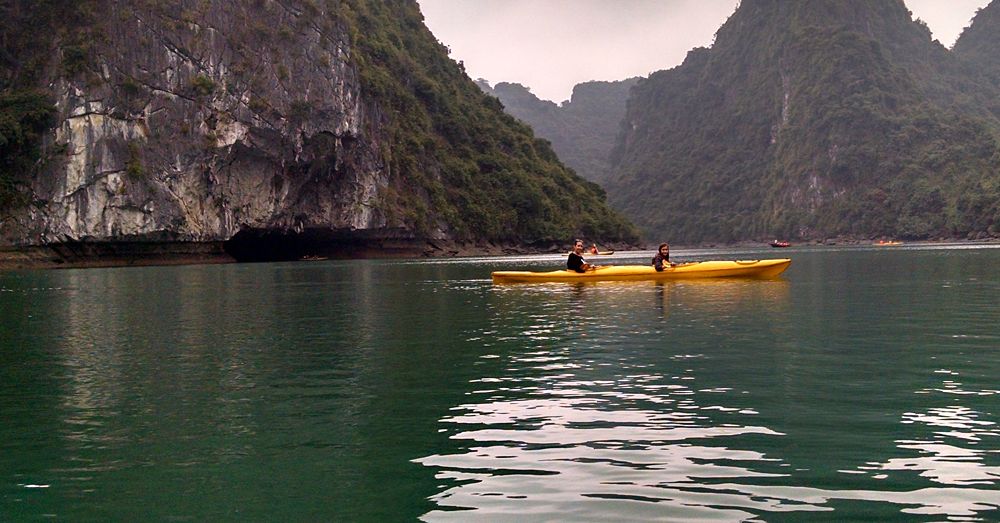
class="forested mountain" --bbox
[607,0,1000,243]
[0,0,635,266]
[478,78,638,184]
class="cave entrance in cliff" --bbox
[222,228,421,262]
[223,230,308,262]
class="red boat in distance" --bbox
[770,240,791,248]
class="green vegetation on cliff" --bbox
[0,0,94,208]
[608,0,1000,243]
[0,91,55,208]
[340,0,636,242]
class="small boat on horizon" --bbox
[874,240,903,246]
[588,244,615,256]
[770,240,790,248]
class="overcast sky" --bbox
[418,0,992,103]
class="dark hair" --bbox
[574,239,584,245]
[658,243,669,250]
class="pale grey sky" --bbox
[418,0,991,103]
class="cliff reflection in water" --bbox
[46,267,266,478]
[36,262,404,487]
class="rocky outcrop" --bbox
[3,2,389,257]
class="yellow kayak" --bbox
[492,259,791,283]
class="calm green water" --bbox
[2,245,998,521]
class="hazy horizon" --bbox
[419,0,992,103]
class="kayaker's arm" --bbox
[652,243,676,271]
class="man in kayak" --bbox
[652,243,676,271]
[568,239,595,273]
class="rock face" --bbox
[0,0,637,265]
[7,2,382,250]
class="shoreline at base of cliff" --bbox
[0,239,639,270]
[4,237,998,271]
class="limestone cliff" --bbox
[0,0,637,265]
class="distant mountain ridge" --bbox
[477,78,638,184]
[605,0,1000,242]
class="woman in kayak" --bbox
[568,239,595,273]
[652,243,676,271]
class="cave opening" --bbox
[222,228,424,262]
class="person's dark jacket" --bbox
[652,253,671,272]
[567,252,586,273]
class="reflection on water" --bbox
[418,360,792,521]
[653,278,790,319]
[417,251,1000,521]
[420,366,999,520]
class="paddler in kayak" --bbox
[652,242,677,271]
[568,239,600,273]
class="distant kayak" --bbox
[492,259,791,283]
[770,240,790,248]
[874,240,903,246]
[588,250,615,256]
